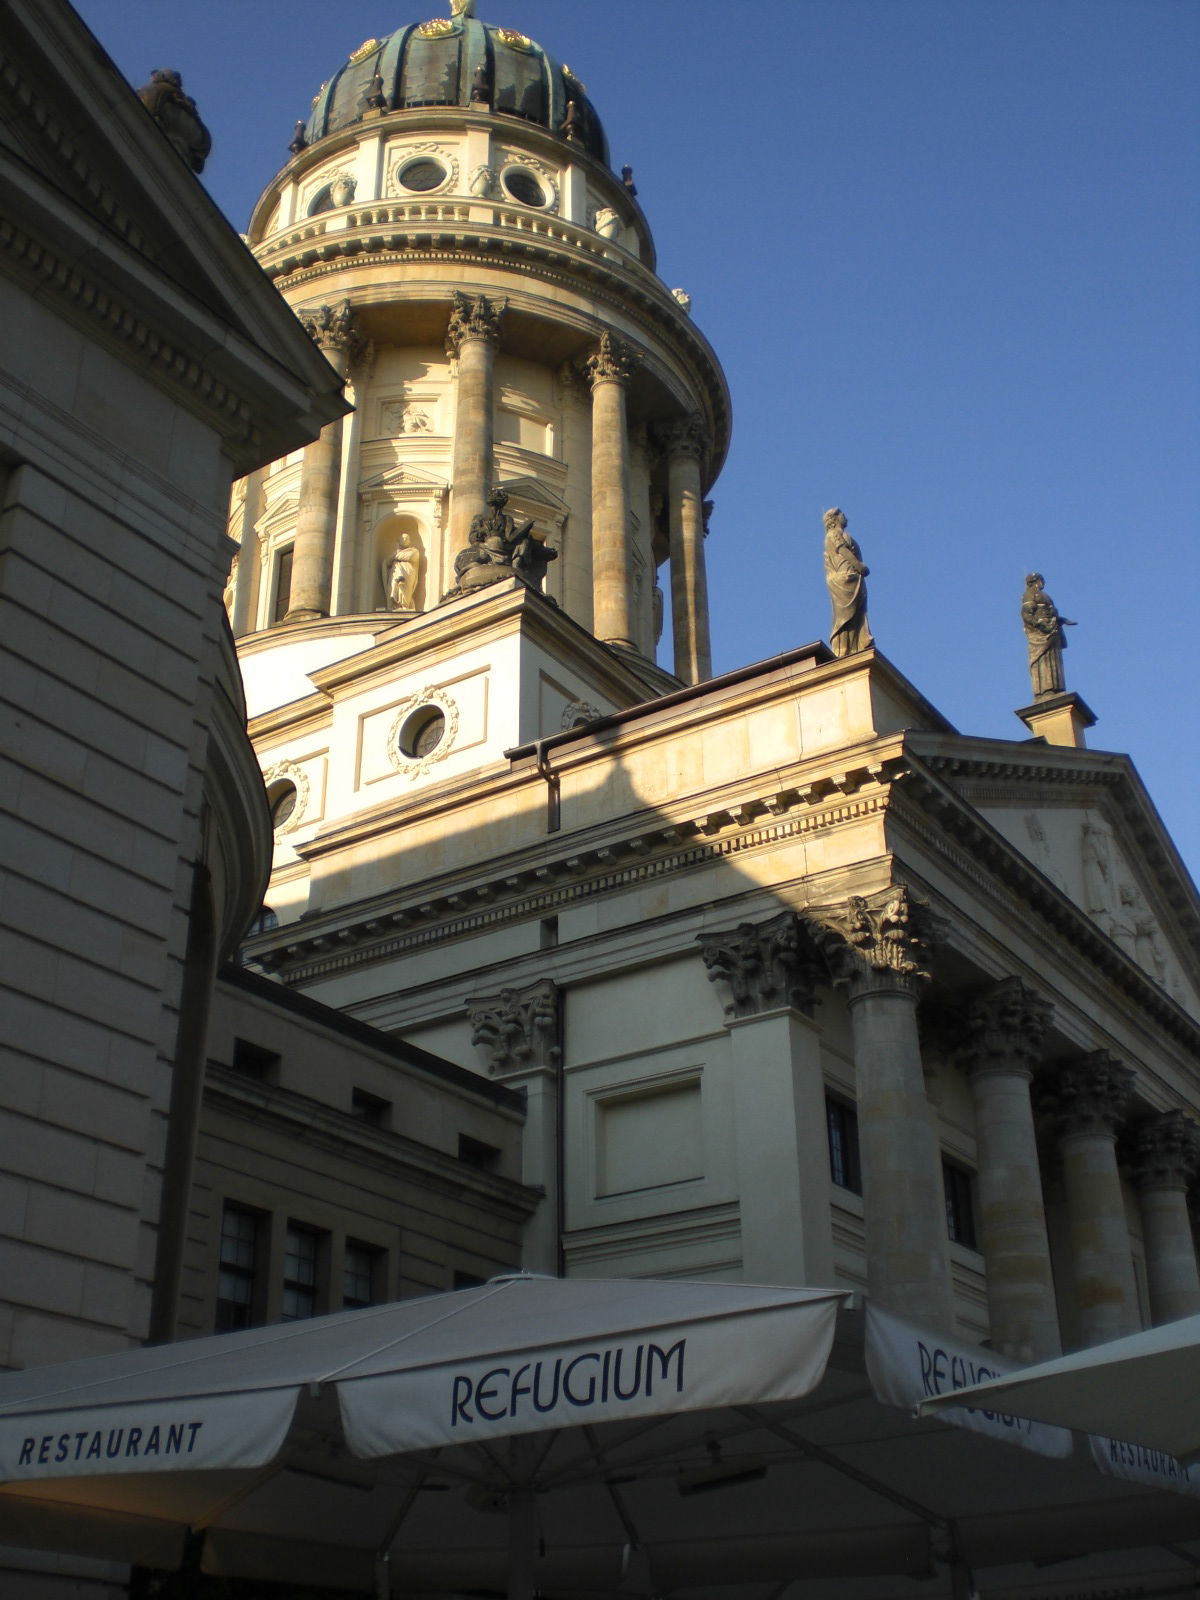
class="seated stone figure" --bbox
[453,488,557,595]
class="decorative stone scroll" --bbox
[1131,1110,1200,1193]
[445,291,504,357]
[299,300,366,366]
[585,331,638,387]
[467,979,560,1076]
[808,887,935,998]
[962,977,1052,1078]
[1043,1050,1135,1138]
[698,910,824,1019]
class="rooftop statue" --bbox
[823,507,873,656]
[1021,572,1075,699]
[136,69,211,174]
[453,488,558,596]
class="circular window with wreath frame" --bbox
[500,162,557,210]
[387,687,460,779]
[390,145,458,197]
[262,760,310,837]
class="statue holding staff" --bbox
[381,532,420,611]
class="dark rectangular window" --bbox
[826,1096,862,1195]
[282,1223,321,1321]
[230,1038,280,1081]
[351,1088,390,1128]
[343,1240,383,1310]
[272,546,293,623]
[216,1204,260,1333]
[943,1160,978,1251]
[458,1133,501,1172]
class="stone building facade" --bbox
[229,1,1200,1374]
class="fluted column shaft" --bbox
[229,470,263,638]
[963,979,1060,1361]
[1047,1052,1139,1345]
[287,303,360,621]
[588,333,636,650]
[659,417,711,683]
[447,293,503,559]
[1133,1111,1200,1323]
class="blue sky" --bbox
[74,0,1200,877]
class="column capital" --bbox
[586,330,639,387]
[698,909,823,1020]
[1044,1050,1135,1139]
[466,978,560,1077]
[300,299,367,366]
[962,977,1052,1079]
[655,413,710,462]
[445,290,505,357]
[807,887,935,1002]
[1131,1109,1200,1192]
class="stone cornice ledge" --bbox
[247,756,908,981]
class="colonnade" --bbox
[699,893,1200,1358]
[269,297,713,680]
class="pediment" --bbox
[906,732,1200,1016]
[359,465,449,498]
[498,477,571,515]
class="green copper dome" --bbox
[303,14,609,165]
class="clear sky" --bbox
[74,0,1200,878]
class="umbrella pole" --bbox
[506,1437,537,1600]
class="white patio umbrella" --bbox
[3,1280,1199,1599]
[917,1311,1200,1464]
[0,1275,846,1597]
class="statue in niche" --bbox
[823,507,873,656]
[1021,572,1075,699]
[452,488,558,595]
[381,532,421,611]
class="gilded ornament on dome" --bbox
[562,64,587,91]
[496,28,533,52]
[417,17,455,38]
[349,38,381,63]
[311,82,328,109]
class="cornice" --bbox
[248,760,904,982]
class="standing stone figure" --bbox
[382,534,420,611]
[1021,572,1075,699]
[823,507,873,656]
[136,69,212,173]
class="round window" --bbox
[268,782,299,830]
[399,158,448,193]
[502,168,546,208]
[400,707,446,759]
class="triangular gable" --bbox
[906,731,1200,1017]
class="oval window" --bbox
[502,168,546,208]
[399,158,447,193]
[400,707,446,759]
[268,782,299,830]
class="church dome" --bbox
[303,13,609,165]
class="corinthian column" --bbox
[286,302,363,621]
[698,911,833,1285]
[586,332,638,650]
[812,890,953,1325]
[657,415,712,684]
[1043,1051,1139,1345]
[962,978,1060,1360]
[446,292,504,558]
[1132,1110,1200,1324]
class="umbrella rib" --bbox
[375,1449,441,1553]
[582,1423,644,1550]
[736,1406,948,1529]
[316,1281,516,1383]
